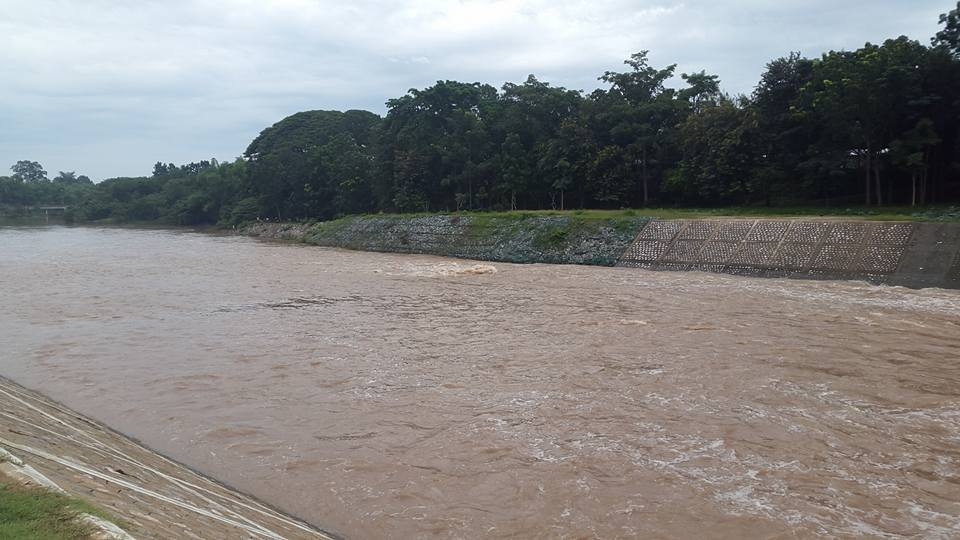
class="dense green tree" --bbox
[11,161,48,183]
[666,99,763,204]
[244,110,380,219]
[53,171,76,184]
[379,81,499,212]
[0,176,27,205]
[52,171,93,185]
[493,75,582,209]
[933,1,960,57]
[890,118,941,206]
[678,71,722,114]
[795,38,932,205]
[588,51,697,206]
[751,53,816,204]
[600,51,676,103]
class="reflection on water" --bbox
[2,226,959,538]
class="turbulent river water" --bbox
[1,226,959,539]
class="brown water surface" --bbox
[1,226,959,538]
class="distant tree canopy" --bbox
[3,4,959,225]
[933,1,960,57]
[53,171,93,185]
[67,159,248,224]
[243,109,380,220]
[11,160,48,183]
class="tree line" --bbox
[3,3,960,225]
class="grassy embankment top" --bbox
[2,205,958,229]
[323,205,960,224]
[0,474,117,540]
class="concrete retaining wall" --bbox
[617,219,960,289]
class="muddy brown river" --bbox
[1,226,959,538]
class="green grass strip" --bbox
[0,478,111,540]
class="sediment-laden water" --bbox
[2,226,959,538]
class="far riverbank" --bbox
[241,212,960,289]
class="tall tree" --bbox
[678,71,722,114]
[591,51,690,206]
[890,118,941,206]
[752,53,816,204]
[379,81,499,212]
[493,75,582,209]
[667,99,763,204]
[797,38,934,205]
[244,110,380,219]
[52,171,92,185]
[933,1,960,57]
[11,161,48,183]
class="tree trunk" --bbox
[864,151,872,207]
[873,162,882,206]
[931,163,938,205]
[920,166,928,206]
[911,174,917,207]
[641,146,649,207]
[920,149,930,206]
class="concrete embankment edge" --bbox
[617,219,960,289]
[243,215,960,289]
[0,377,339,540]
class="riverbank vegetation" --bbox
[3,4,960,226]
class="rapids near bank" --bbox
[2,227,959,538]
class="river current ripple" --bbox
[1,227,959,538]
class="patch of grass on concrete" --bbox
[0,479,106,540]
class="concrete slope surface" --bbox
[618,219,960,289]
[0,377,338,540]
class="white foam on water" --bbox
[395,262,499,277]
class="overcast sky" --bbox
[0,0,951,181]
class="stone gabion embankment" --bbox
[247,214,652,266]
